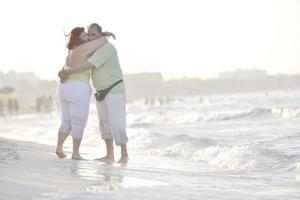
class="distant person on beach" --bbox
[0,100,4,117]
[59,23,129,163]
[48,95,53,111]
[150,98,155,106]
[42,94,50,112]
[158,98,164,106]
[35,97,42,112]
[56,27,114,160]
[8,98,13,116]
[13,98,19,115]
[144,96,149,106]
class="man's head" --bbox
[87,23,102,41]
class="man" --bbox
[59,23,128,163]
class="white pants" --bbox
[57,80,91,139]
[96,93,128,145]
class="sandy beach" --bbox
[0,137,172,200]
[0,137,99,199]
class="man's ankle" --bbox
[106,154,114,158]
[121,153,128,157]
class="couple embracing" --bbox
[55,23,128,164]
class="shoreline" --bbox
[0,137,101,199]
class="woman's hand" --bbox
[102,31,116,40]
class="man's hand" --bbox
[102,31,116,40]
[58,70,69,83]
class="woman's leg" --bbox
[56,85,71,158]
[56,132,69,158]
[69,82,91,160]
[72,137,83,160]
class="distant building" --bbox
[0,71,40,88]
[219,69,268,80]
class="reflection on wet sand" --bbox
[68,159,168,190]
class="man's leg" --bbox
[95,100,115,163]
[94,139,114,163]
[106,93,129,163]
[119,144,129,163]
[95,139,115,163]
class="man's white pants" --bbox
[96,93,128,145]
[57,80,91,139]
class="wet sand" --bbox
[0,138,114,199]
[0,137,169,200]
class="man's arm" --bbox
[58,62,93,83]
[65,62,94,75]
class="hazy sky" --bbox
[0,0,299,80]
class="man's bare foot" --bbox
[55,150,67,159]
[118,154,129,164]
[95,156,114,164]
[71,154,84,160]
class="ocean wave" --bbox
[0,140,19,165]
[128,112,204,125]
[193,145,293,170]
[204,107,300,122]
[128,107,300,126]
[128,128,254,170]
[146,143,292,171]
[128,128,292,171]
[128,128,216,150]
[203,108,273,122]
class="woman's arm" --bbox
[102,31,116,40]
[76,37,108,55]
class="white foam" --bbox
[192,145,258,170]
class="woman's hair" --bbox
[65,27,86,49]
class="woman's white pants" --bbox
[57,80,91,139]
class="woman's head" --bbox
[66,27,88,49]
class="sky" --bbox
[0,0,299,80]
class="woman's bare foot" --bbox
[71,153,84,160]
[95,156,114,164]
[55,150,67,159]
[118,154,129,164]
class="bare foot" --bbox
[118,154,129,164]
[55,150,67,159]
[95,156,114,164]
[71,154,84,160]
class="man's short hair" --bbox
[88,23,102,33]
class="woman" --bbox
[55,27,111,159]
